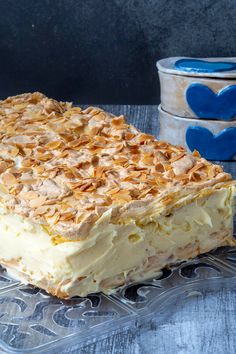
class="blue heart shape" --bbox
[186,126,236,160]
[175,59,236,73]
[186,84,236,120]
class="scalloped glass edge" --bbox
[0,247,236,353]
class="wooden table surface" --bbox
[61,105,236,354]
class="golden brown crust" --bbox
[0,92,233,240]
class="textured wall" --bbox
[0,0,236,103]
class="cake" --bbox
[0,92,235,298]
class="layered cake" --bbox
[0,92,234,298]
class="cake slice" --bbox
[0,92,234,298]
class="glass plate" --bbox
[0,247,236,353]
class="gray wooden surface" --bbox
[61,105,236,354]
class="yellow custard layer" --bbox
[0,186,235,297]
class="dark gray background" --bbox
[1,0,236,104]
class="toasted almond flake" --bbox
[139,173,147,181]
[189,172,202,182]
[79,182,93,191]
[188,162,205,174]
[165,169,175,179]
[74,191,83,200]
[2,173,17,186]
[34,165,45,174]
[192,150,201,158]
[14,103,28,110]
[125,132,135,140]
[138,188,152,199]
[67,181,84,189]
[82,107,102,115]
[142,155,153,165]
[59,133,75,142]
[46,206,56,217]
[0,161,9,174]
[207,167,215,179]
[95,136,107,144]
[41,97,65,114]
[88,146,103,154]
[45,140,62,150]
[46,212,60,225]
[34,205,49,215]
[127,171,141,178]
[23,148,32,157]
[29,196,47,208]
[59,211,76,221]
[9,146,19,157]
[89,126,101,136]
[68,136,90,148]
[64,171,75,179]
[155,151,168,161]
[172,155,196,176]
[169,152,186,163]
[85,185,97,192]
[113,157,128,164]
[94,166,105,178]
[34,153,54,161]
[57,151,69,158]
[107,187,121,195]
[174,173,190,181]
[137,133,154,143]
[111,116,125,127]
[21,159,35,167]
[155,163,164,172]
[130,154,140,163]
[21,191,39,200]
[96,111,109,120]
[112,194,132,202]
[0,183,10,194]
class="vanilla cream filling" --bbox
[0,187,235,297]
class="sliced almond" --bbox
[29,196,47,208]
[111,116,125,127]
[0,161,9,174]
[34,153,54,161]
[125,132,135,140]
[89,126,100,136]
[21,191,39,200]
[192,149,201,158]
[59,211,76,221]
[142,155,153,165]
[137,133,154,143]
[94,166,106,178]
[45,140,62,150]
[9,146,19,157]
[2,173,17,186]
[46,206,56,217]
[107,187,121,195]
[34,205,49,215]
[169,152,186,163]
[188,162,205,174]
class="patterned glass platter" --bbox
[0,246,236,353]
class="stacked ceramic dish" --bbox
[157,57,236,160]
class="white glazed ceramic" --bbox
[157,57,236,120]
[158,71,236,118]
[158,105,236,160]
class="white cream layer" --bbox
[0,186,235,297]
